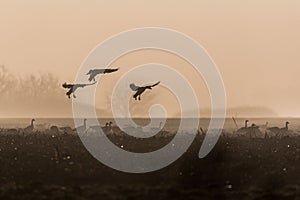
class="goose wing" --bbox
[151,81,160,87]
[77,82,97,88]
[87,69,105,75]
[267,127,280,132]
[130,83,139,91]
[104,68,119,74]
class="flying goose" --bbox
[62,82,96,98]
[130,81,160,100]
[86,68,119,82]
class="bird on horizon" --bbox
[130,81,160,101]
[86,68,119,82]
[62,82,96,98]
[23,119,35,134]
[74,118,87,135]
[248,123,263,138]
[266,121,290,138]
[236,120,249,134]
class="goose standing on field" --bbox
[74,119,87,135]
[236,120,249,134]
[24,119,35,134]
[88,122,112,132]
[50,125,60,135]
[280,121,290,131]
[279,121,290,137]
[248,123,263,138]
[87,121,113,133]
[267,121,290,138]
[103,122,114,135]
[198,127,206,136]
[151,122,163,132]
[86,68,119,82]
[59,126,74,135]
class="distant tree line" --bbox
[0,65,63,101]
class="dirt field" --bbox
[0,132,299,199]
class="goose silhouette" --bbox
[236,120,249,134]
[267,121,290,138]
[62,82,96,98]
[24,119,35,134]
[88,122,113,132]
[74,119,87,134]
[130,81,160,100]
[86,68,119,82]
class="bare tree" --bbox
[0,65,15,98]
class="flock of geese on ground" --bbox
[0,118,160,137]
[235,120,291,138]
[0,118,114,136]
[0,118,296,139]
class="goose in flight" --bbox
[130,81,160,100]
[86,68,119,82]
[62,82,96,98]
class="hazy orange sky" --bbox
[0,0,300,117]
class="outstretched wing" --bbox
[130,83,139,91]
[151,81,160,87]
[76,82,97,88]
[104,68,119,74]
[87,68,119,82]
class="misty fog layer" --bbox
[0,65,72,117]
[0,65,278,118]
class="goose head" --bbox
[62,82,68,88]
[286,121,290,128]
[86,70,93,75]
[251,123,259,128]
[245,120,249,127]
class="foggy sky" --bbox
[0,0,300,117]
